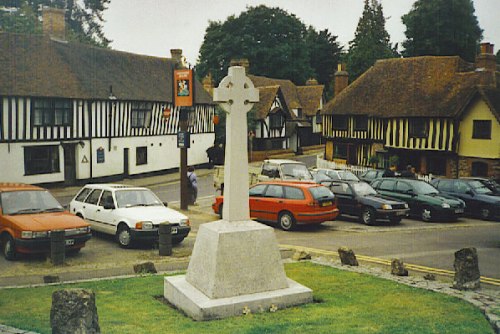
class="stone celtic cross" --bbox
[213,66,259,222]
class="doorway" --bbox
[63,144,77,185]
[123,148,129,177]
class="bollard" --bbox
[50,230,65,265]
[158,222,172,256]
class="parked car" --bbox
[0,183,91,260]
[460,177,500,196]
[431,178,500,221]
[212,181,339,231]
[310,168,360,182]
[359,169,385,183]
[69,184,190,248]
[370,178,465,222]
[321,180,409,225]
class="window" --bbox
[264,185,284,198]
[333,143,348,159]
[98,191,114,207]
[315,111,322,124]
[332,115,348,130]
[269,113,283,129]
[453,181,471,194]
[354,116,368,131]
[395,181,411,193]
[284,186,305,200]
[436,180,453,192]
[136,147,147,165]
[472,120,491,139]
[427,156,446,176]
[379,180,396,191]
[409,119,428,138]
[249,184,267,197]
[24,145,60,175]
[471,161,488,177]
[131,102,152,128]
[84,189,102,205]
[33,99,72,126]
[75,188,92,202]
[330,182,352,195]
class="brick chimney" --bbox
[170,49,187,68]
[230,58,250,74]
[475,42,496,72]
[334,63,349,97]
[42,7,66,41]
[306,78,319,86]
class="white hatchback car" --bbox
[69,184,190,248]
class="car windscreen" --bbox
[338,171,359,181]
[309,186,334,200]
[413,181,439,195]
[1,190,63,215]
[468,180,494,194]
[281,164,313,180]
[351,182,377,196]
[115,189,162,208]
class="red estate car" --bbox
[212,181,339,231]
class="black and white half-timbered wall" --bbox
[322,48,500,179]
[0,10,214,185]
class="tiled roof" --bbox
[322,56,497,118]
[0,32,213,104]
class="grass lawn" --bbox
[0,262,493,334]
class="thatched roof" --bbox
[249,75,302,110]
[297,85,324,116]
[0,32,213,104]
[252,86,280,120]
[322,56,498,118]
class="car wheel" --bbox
[279,211,296,231]
[360,207,375,225]
[479,207,491,220]
[2,234,17,261]
[421,207,433,222]
[117,225,132,248]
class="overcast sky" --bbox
[102,0,500,66]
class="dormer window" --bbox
[33,98,72,126]
[269,113,284,129]
[131,102,152,128]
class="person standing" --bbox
[187,166,198,205]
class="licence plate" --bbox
[171,227,178,234]
[321,201,332,207]
[455,208,464,214]
[65,239,75,246]
[396,211,406,216]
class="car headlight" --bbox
[136,221,153,230]
[78,226,91,234]
[179,218,190,226]
[404,203,409,209]
[441,203,451,208]
[21,231,48,239]
[381,204,392,210]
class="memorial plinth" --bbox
[164,66,312,320]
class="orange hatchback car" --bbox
[0,183,91,260]
[212,181,339,231]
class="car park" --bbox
[310,168,360,182]
[370,178,465,222]
[460,177,500,196]
[359,169,385,183]
[321,180,409,225]
[69,184,190,248]
[431,178,500,221]
[0,183,91,260]
[212,181,339,231]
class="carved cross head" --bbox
[213,66,259,114]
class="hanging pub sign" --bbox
[174,69,194,107]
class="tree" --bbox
[496,50,500,64]
[197,5,340,86]
[402,0,483,62]
[305,27,342,99]
[346,0,395,82]
[0,0,110,47]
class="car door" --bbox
[394,180,415,214]
[283,185,306,217]
[375,179,397,199]
[261,184,285,222]
[82,189,103,230]
[329,182,356,215]
[248,184,269,221]
[95,190,117,235]
[452,180,476,214]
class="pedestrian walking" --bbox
[187,166,198,205]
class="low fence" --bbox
[316,155,434,182]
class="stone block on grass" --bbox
[51,289,100,334]
[338,247,358,266]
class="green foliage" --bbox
[347,0,396,81]
[0,0,110,47]
[0,262,492,333]
[496,50,500,64]
[402,0,483,62]
[197,5,341,87]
